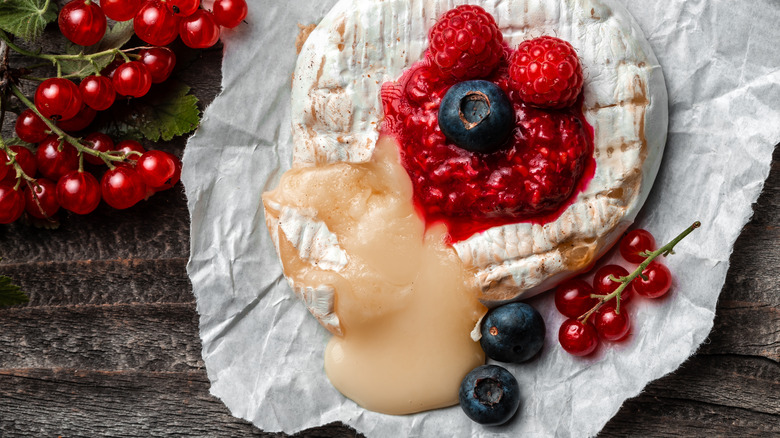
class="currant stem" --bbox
[578,221,702,323]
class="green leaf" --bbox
[0,275,28,307]
[60,21,135,78]
[100,81,201,142]
[0,0,57,42]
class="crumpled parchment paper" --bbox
[181,0,780,436]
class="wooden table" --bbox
[1,37,778,437]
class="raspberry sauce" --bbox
[380,50,595,242]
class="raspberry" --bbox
[428,5,503,81]
[509,36,583,109]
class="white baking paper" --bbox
[181,0,780,436]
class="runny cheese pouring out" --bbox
[262,0,667,415]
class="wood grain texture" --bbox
[1,14,778,437]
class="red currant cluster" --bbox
[60,0,247,49]
[555,228,676,356]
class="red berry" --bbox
[101,166,147,209]
[82,132,115,165]
[115,140,146,161]
[138,47,176,83]
[136,150,177,187]
[509,36,583,109]
[213,0,248,28]
[57,171,101,214]
[179,9,221,49]
[1,146,37,185]
[554,278,599,318]
[593,264,632,303]
[0,150,8,181]
[58,0,107,46]
[165,0,200,17]
[632,261,673,299]
[101,58,124,79]
[35,78,83,121]
[36,136,79,181]
[134,0,181,46]
[558,319,598,356]
[56,105,97,132]
[427,5,503,80]
[100,0,145,21]
[112,61,153,98]
[151,153,181,191]
[80,75,116,110]
[620,228,657,264]
[0,184,25,224]
[15,109,50,143]
[24,178,60,219]
[594,304,630,341]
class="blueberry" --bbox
[459,365,520,426]
[480,302,545,363]
[438,80,514,153]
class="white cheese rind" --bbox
[288,0,667,306]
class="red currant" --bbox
[593,264,633,303]
[554,278,598,318]
[632,262,673,299]
[115,140,146,161]
[56,105,97,132]
[58,0,107,46]
[57,171,102,214]
[1,146,37,185]
[134,1,181,46]
[213,0,248,28]
[101,166,147,209]
[179,10,221,49]
[82,133,115,165]
[136,150,177,187]
[35,78,83,121]
[100,0,145,21]
[0,184,25,224]
[594,304,630,341]
[15,109,50,143]
[620,229,656,264]
[24,178,61,219]
[80,75,116,110]
[101,58,124,79]
[558,319,598,356]
[151,153,181,191]
[165,0,199,17]
[36,136,79,181]
[0,150,8,181]
[112,61,153,98]
[138,47,176,83]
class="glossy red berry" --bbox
[554,278,599,318]
[101,58,124,79]
[115,140,145,161]
[213,0,248,28]
[151,153,181,191]
[558,319,598,356]
[1,146,37,185]
[57,105,97,132]
[80,75,116,110]
[36,136,79,181]
[620,229,657,264]
[509,36,583,109]
[0,184,25,224]
[632,262,673,299]
[101,166,147,209]
[593,264,633,303]
[138,47,176,83]
[165,0,199,17]
[179,9,221,49]
[112,61,153,98]
[0,150,8,182]
[15,109,50,143]
[136,150,177,187]
[134,0,181,46]
[24,178,60,219]
[58,0,107,46]
[82,132,115,165]
[594,305,631,341]
[35,78,83,121]
[100,0,145,21]
[57,171,101,214]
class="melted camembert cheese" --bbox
[263,136,486,414]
